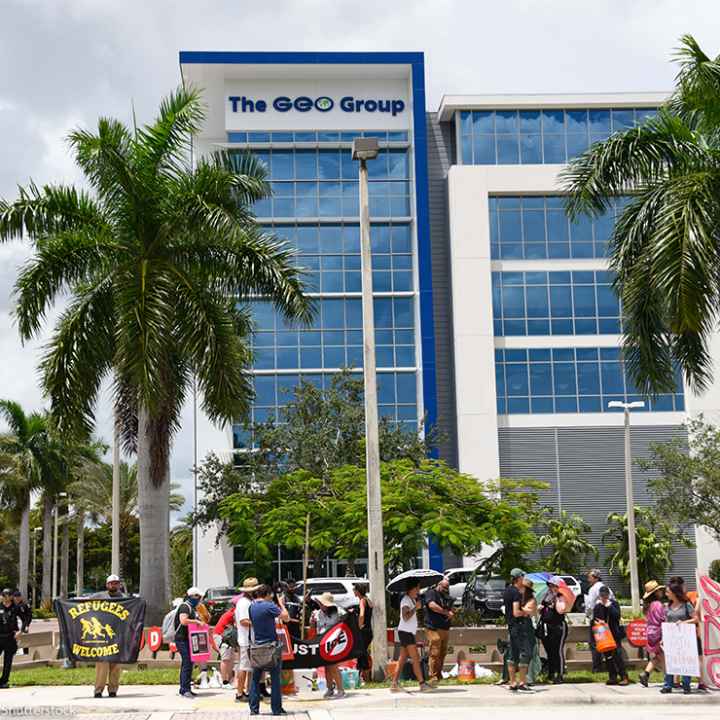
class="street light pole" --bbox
[352,137,387,681]
[608,400,644,614]
[52,491,67,599]
[111,411,121,577]
[32,527,41,608]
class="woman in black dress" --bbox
[354,583,373,681]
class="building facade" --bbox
[180,53,720,590]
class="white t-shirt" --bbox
[397,594,418,634]
[235,595,251,647]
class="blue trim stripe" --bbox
[179,51,424,65]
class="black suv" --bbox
[461,573,506,619]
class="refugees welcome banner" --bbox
[282,613,363,669]
[55,597,146,663]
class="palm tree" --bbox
[70,461,184,588]
[0,87,311,621]
[538,510,598,575]
[562,35,720,395]
[0,403,63,597]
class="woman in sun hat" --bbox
[310,592,347,699]
[639,580,666,687]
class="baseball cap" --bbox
[1,588,12,596]
[106,574,121,583]
[510,568,525,579]
[599,585,611,596]
[186,586,203,597]
[589,569,602,579]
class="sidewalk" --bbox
[1,682,718,719]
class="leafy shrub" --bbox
[710,559,720,583]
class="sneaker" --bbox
[618,678,630,686]
[606,679,619,686]
[419,683,434,692]
[181,691,195,699]
[428,678,439,688]
[323,684,335,699]
[108,691,117,697]
[660,687,672,694]
[222,682,234,690]
[235,693,249,703]
[639,672,649,688]
[390,685,402,693]
[517,684,535,693]
[508,684,519,692]
[334,690,347,699]
[94,692,102,698]
[683,688,692,695]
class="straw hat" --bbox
[642,580,665,600]
[522,578,534,589]
[240,577,260,592]
[316,591,336,607]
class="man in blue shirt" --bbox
[249,585,289,716]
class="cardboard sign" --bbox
[188,622,211,664]
[662,622,700,677]
[698,573,720,689]
[626,618,647,648]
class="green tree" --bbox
[602,506,693,588]
[0,87,311,620]
[639,417,720,540]
[562,35,720,394]
[218,458,546,578]
[538,510,598,575]
[170,516,194,599]
[193,372,435,535]
[0,402,63,597]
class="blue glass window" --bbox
[460,107,658,164]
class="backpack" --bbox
[162,606,181,643]
[222,625,239,649]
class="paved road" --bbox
[2,682,718,719]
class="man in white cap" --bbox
[175,586,204,698]
[91,574,126,698]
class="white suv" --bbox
[444,567,477,606]
[295,577,369,610]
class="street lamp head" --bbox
[607,401,625,409]
[628,401,646,409]
[351,137,380,161]
[608,400,646,410]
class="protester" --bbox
[213,605,237,689]
[539,576,569,684]
[282,581,303,640]
[353,583,373,682]
[585,569,614,672]
[660,580,696,695]
[423,577,454,687]
[311,592,347,699]
[235,577,259,703]
[248,584,289,717]
[91,574,126,698]
[592,586,628,686]
[175,586,203,698]
[0,588,22,688]
[194,599,213,688]
[639,580,666,687]
[503,568,533,692]
[11,591,31,634]
[390,581,432,693]
[520,578,539,687]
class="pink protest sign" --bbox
[698,573,720,689]
[188,622,211,664]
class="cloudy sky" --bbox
[1,0,718,510]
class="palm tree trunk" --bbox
[60,506,69,598]
[137,405,170,624]
[75,511,84,596]
[41,495,53,605]
[18,493,30,597]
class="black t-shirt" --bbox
[0,603,20,638]
[424,588,452,630]
[503,585,522,628]
[175,602,196,641]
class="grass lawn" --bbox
[10,665,666,688]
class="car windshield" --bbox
[486,578,506,590]
[207,587,236,598]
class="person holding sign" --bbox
[660,580,697,695]
[91,574,126,698]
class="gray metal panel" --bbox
[425,111,458,466]
[498,425,697,590]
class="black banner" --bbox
[283,613,364,669]
[55,597,146,663]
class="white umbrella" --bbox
[386,568,444,593]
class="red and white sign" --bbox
[147,626,162,653]
[626,618,647,648]
[318,622,354,664]
[698,573,720,689]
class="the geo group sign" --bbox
[699,574,720,689]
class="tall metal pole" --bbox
[624,408,641,614]
[111,412,121,577]
[52,502,59,599]
[32,528,39,608]
[358,152,387,681]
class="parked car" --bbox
[462,573,506,619]
[295,577,368,610]
[202,586,238,624]
[443,567,477,606]
[559,575,584,612]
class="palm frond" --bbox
[0,400,29,439]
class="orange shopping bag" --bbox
[592,621,617,653]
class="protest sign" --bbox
[662,621,700,677]
[188,622,211,664]
[698,573,720,689]
[55,597,146,663]
[283,613,363,669]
